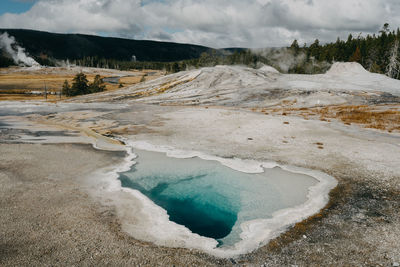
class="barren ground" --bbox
[1,64,399,266]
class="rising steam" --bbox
[252,47,331,74]
[0,32,40,67]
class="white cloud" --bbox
[0,0,398,48]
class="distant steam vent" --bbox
[0,32,40,67]
[132,55,137,62]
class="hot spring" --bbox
[119,149,318,247]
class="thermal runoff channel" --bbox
[119,150,317,247]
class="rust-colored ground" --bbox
[254,104,400,132]
[318,105,400,132]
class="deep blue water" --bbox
[119,149,317,246]
[120,173,237,239]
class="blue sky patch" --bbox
[0,0,35,16]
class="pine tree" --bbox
[349,47,362,63]
[309,39,320,59]
[347,34,353,43]
[290,39,300,55]
[71,73,89,96]
[89,75,106,93]
[62,80,71,96]
[380,23,390,34]
[171,62,180,73]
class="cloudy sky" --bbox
[0,0,399,48]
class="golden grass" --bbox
[119,76,142,84]
[0,73,96,93]
[261,104,400,133]
[0,69,163,101]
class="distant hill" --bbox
[0,29,222,62]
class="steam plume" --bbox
[252,47,331,74]
[0,32,40,67]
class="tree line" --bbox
[62,73,105,96]
[69,24,400,79]
[71,50,261,73]
[291,23,400,78]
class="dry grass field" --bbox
[0,67,163,101]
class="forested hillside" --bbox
[0,29,215,63]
